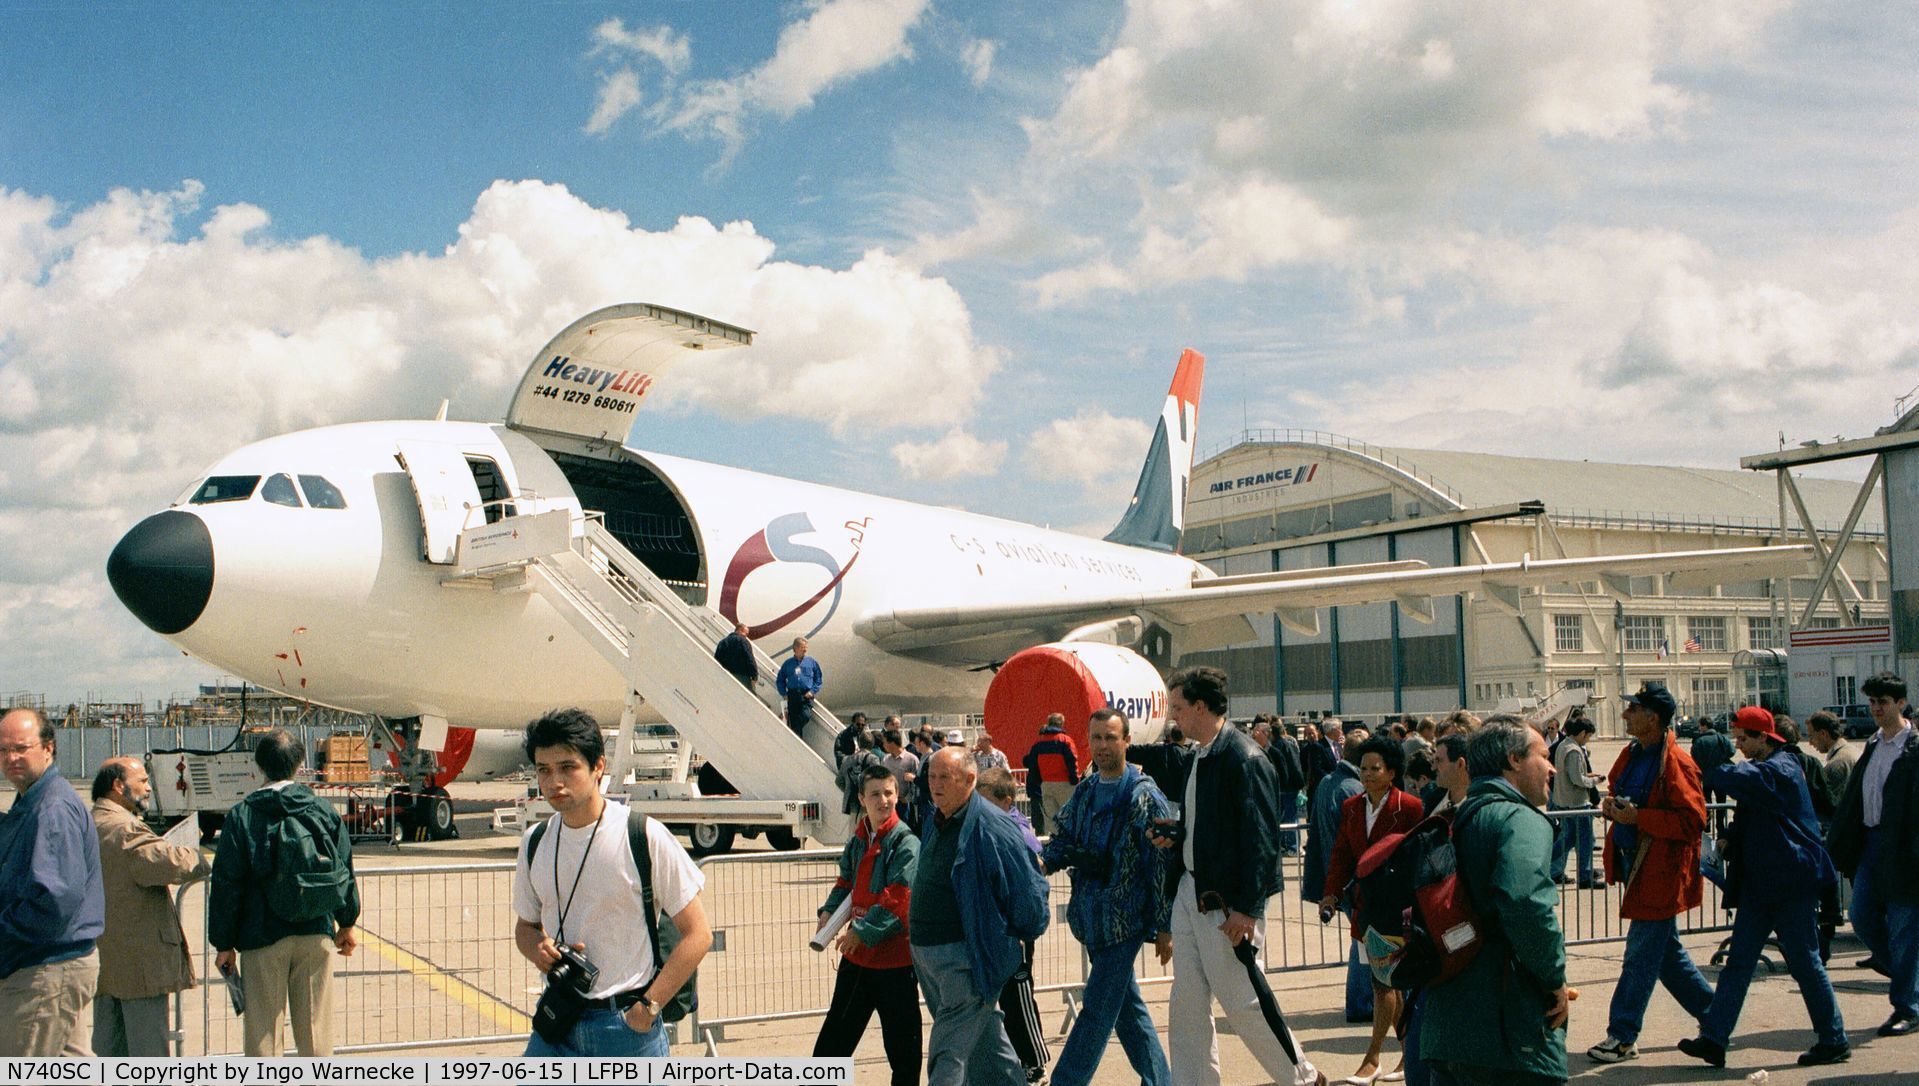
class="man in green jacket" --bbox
[1421,716,1570,1085]
[209,729,359,1056]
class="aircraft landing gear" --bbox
[375,716,460,842]
[388,784,458,842]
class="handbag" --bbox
[1698,830,1727,888]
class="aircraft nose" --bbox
[107,510,214,634]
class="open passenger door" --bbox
[396,440,484,564]
[505,302,753,458]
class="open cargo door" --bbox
[505,302,753,459]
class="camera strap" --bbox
[548,806,605,947]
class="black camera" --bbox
[532,944,601,1044]
[1061,846,1113,882]
[1148,820,1186,845]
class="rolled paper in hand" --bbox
[810,897,854,951]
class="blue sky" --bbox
[3,0,1917,701]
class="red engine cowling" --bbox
[985,643,1168,768]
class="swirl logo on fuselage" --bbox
[719,513,870,642]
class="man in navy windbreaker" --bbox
[1678,706,1849,1069]
[0,707,105,1056]
[910,747,1050,1086]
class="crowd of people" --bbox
[4,660,1914,1083]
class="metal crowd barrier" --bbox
[178,863,540,1056]
[171,803,1756,1056]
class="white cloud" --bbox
[917,0,1792,299]
[1023,410,1155,488]
[1295,218,1919,463]
[664,0,931,159]
[960,38,997,87]
[591,18,691,72]
[0,178,998,697]
[585,70,644,136]
[1034,177,1354,305]
[890,428,1008,480]
[582,20,690,135]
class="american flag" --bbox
[1683,635,1703,653]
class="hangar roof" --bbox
[1198,431,1882,536]
[1377,446,1881,535]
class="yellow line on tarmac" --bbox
[358,929,532,1035]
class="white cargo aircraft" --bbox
[107,302,1808,841]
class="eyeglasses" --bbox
[0,743,47,756]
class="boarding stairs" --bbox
[455,510,854,845]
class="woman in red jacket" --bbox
[1319,736,1424,1084]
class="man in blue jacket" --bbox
[1042,707,1173,1086]
[910,746,1050,1086]
[775,637,824,737]
[1679,707,1849,1068]
[0,707,105,1057]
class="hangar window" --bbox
[260,474,303,508]
[1746,616,1780,649]
[1686,616,1727,653]
[189,476,260,504]
[297,475,348,509]
[1553,614,1584,653]
[1620,615,1664,653]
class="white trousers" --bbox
[1169,874,1318,1086]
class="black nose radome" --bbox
[107,510,214,635]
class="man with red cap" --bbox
[1677,707,1849,1068]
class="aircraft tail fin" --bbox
[1105,348,1204,552]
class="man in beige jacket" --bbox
[89,757,209,1056]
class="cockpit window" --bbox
[298,475,348,510]
[261,474,303,508]
[189,476,260,504]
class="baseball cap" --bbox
[1622,682,1678,722]
[1730,705,1786,745]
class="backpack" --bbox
[526,809,697,1022]
[262,808,353,924]
[1351,810,1483,990]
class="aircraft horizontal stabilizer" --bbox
[853,544,1813,667]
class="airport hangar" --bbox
[1174,429,1893,728]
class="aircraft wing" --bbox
[853,544,1814,666]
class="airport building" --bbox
[1177,430,1892,724]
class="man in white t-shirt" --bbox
[513,709,711,1057]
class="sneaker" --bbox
[1677,1036,1726,1068]
[1587,1037,1639,1063]
[1798,1041,1851,1066]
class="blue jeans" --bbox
[523,1006,668,1057]
[1851,829,1919,1017]
[1550,806,1595,883]
[1280,792,1300,854]
[1051,940,1169,1086]
[1700,893,1845,1047]
[1606,917,1713,1044]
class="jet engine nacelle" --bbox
[985,642,1168,768]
